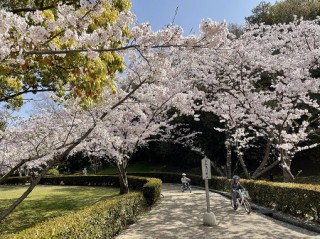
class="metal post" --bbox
[202,157,216,226]
[205,179,210,213]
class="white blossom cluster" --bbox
[0,0,135,62]
[183,19,320,177]
[2,15,320,181]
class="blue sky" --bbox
[131,0,276,33]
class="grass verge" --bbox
[0,185,119,235]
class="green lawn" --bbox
[95,162,201,175]
[0,185,119,235]
[96,161,180,175]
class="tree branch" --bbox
[0,89,56,102]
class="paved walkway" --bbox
[117,184,320,239]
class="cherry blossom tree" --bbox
[186,19,320,181]
[70,41,209,193]
[0,0,228,109]
[0,18,228,221]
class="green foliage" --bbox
[46,168,59,176]
[58,152,92,173]
[245,1,273,25]
[97,161,179,175]
[0,0,132,109]
[227,23,244,38]
[141,178,162,205]
[246,0,320,25]
[2,175,162,238]
[0,0,81,12]
[241,180,320,223]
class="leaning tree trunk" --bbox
[282,150,294,182]
[117,162,129,194]
[251,140,271,179]
[0,79,148,222]
[0,154,46,185]
[0,153,63,222]
[253,159,280,179]
[210,160,225,177]
[234,140,250,178]
[238,154,250,179]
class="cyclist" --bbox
[231,175,244,209]
[181,173,191,191]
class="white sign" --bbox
[201,158,212,180]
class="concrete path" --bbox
[117,184,320,239]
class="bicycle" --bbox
[231,189,252,214]
[181,182,192,193]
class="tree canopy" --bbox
[0,0,132,108]
[246,0,320,25]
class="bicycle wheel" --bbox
[243,199,251,214]
[189,185,192,193]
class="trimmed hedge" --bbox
[130,172,320,223]
[142,178,162,205]
[3,175,162,239]
[241,180,320,223]
[4,176,30,185]
[4,192,144,239]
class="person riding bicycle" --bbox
[231,175,244,209]
[181,173,191,188]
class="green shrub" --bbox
[46,168,59,176]
[3,193,145,239]
[142,178,162,205]
[40,175,120,187]
[240,179,320,223]
[4,176,29,185]
[4,175,162,238]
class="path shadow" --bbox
[117,184,320,239]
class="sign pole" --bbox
[201,157,217,226]
[205,179,210,213]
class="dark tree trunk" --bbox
[252,159,280,179]
[117,163,129,194]
[210,160,225,176]
[251,140,271,179]
[226,139,232,179]
[238,154,250,178]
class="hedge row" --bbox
[130,172,320,223]
[3,176,162,238]
[242,180,320,223]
